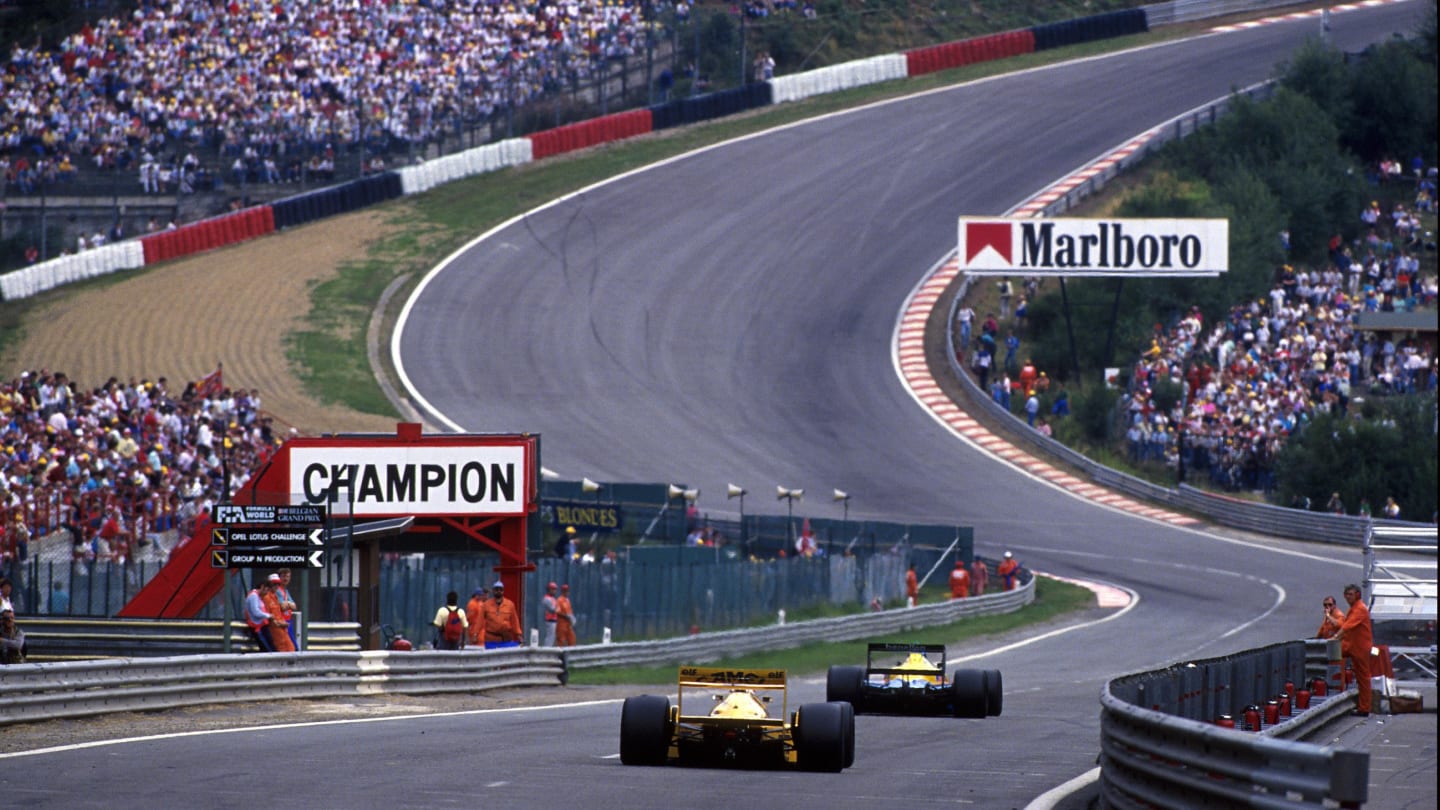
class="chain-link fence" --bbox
[7,485,973,649]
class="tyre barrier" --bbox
[649,82,772,132]
[0,240,146,301]
[904,29,1037,78]
[769,54,908,105]
[395,137,533,196]
[141,205,276,264]
[528,108,653,160]
[326,172,403,216]
[1030,8,1147,51]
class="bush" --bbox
[1071,381,1120,443]
[1273,394,1437,520]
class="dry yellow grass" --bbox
[1,209,398,435]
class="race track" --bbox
[3,3,1425,807]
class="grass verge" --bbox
[568,575,1094,685]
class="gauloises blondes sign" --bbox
[958,217,1229,277]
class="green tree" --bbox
[1344,39,1438,166]
[1022,170,1277,383]
[1279,38,1353,125]
[1168,88,1364,266]
[1273,394,1437,520]
[1071,381,1121,443]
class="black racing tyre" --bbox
[620,695,671,766]
[794,702,847,772]
[838,701,856,769]
[983,669,1004,717]
[950,669,988,718]
[826,665,866,712]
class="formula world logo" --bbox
[958,217,1229,277]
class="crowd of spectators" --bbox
[0,367,281,573]
[1,0,652,197]
[1121,173,1438,495]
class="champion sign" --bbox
[289,445,527,516]
[957,217,1228,277]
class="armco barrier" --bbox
[1142,0,1304,26]
[1,580,1031,725]
[1100,641,1368,808]
[565,582,1032,669]
[0,647,564,726]
[24,618,362,661]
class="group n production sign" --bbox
[958,217,1229,277]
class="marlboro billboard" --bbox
[958,217,1228,277]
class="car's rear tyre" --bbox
[983,669,1004,717]
[794,702,850,772]
[950,669,988,718]
[826,665,866,713]
[620,695,671,766]
[838,700,856,768]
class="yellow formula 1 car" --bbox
[620,667,855,771]
[826,642,1003,718]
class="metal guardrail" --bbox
[0,647,563,725]
[0,580,1033,726]
[564,584,1033,669]
[1100,640,1368,808]
[1141,0,1315,27]
[21,619,362,661]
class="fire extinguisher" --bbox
[1244,704,1262,731]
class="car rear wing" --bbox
[676,667,788,723]
[865,642,947,674]
[677,667,788,688]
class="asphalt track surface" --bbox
[3,4,1429,809]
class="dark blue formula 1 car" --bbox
[826,642,1003,718]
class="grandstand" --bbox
[1,0,662,262]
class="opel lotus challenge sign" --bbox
[958,217,1229,277]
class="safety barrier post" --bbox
[1326,638,1344,692]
